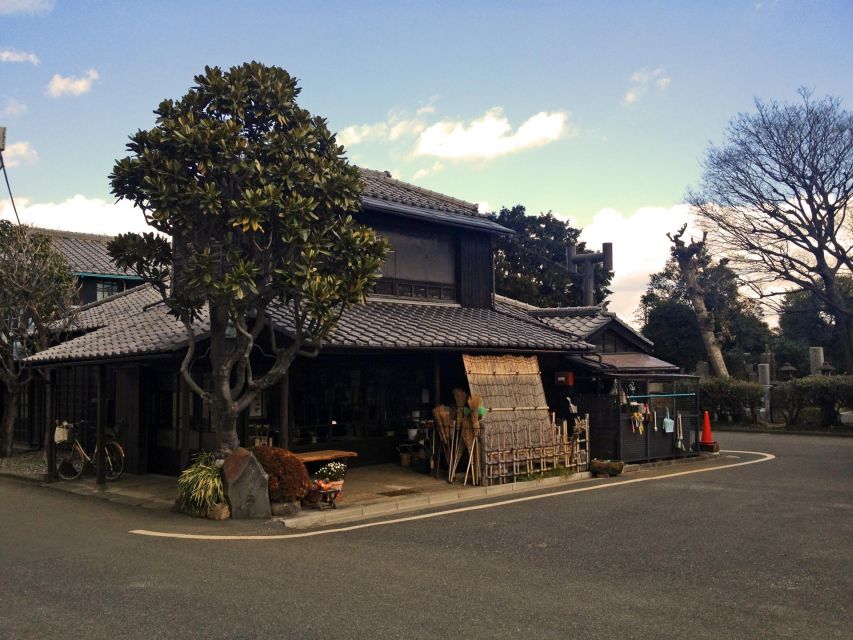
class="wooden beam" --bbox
[95,364,106,486]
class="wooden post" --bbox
[95,364,106,486]
[44,369,56,482]
[278,372,289,448]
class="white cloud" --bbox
[0,0,54,14]
[624,68,671,105]
[415,108,570,160]
[338,111,426,147]
[0,98,27,117]
[2,141,38,167]
[411,161,444,181]
[0,195,156,236]
[46,69,99,97]
[0,48,39,64]
[580,204,697,325]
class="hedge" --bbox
[699,377,766,423]
[771,375,853,428]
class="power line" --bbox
[0,152,22,225]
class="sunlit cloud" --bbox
[580,204,696,325]
[0,0,54,15]
[0,195,156,235]
[0,47,39,64]
[411,161,444,181]
[415,108,570,160]
[2,141,38,167]
[624,67,671,105]
[46,69,99,97]
[0,98,27,117]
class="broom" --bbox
[464,394,484,485]
[431,405,453,477]
[448,388,468,483]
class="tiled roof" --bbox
[28,291,591,365]
[269,298,592,352]
[30,285,206,364]
[33,228,138,277]
[359,168,480,217]
[493,296,653,347]
[358,169,511,234]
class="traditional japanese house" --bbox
[23,170,595,474]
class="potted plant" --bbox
[315,461,347,492]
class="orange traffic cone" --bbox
[699,410,719,452]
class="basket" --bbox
[54,424,72,444]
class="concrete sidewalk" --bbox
[33,454,719,527]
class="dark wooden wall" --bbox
[457,233,493,309]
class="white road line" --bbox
[130,449,774,541]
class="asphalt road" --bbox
[1,432,850,640]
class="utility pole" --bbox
[0,127,22,225]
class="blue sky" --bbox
[2,0,852,318]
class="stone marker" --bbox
[757,363,771,420]
[222,447,271,519]
[809,347,824,376]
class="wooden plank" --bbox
[292,449,358,463]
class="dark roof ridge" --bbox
[358,167,481,215]
[31,226,118,243]
[530,305,607,318]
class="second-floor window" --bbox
[375,229,456,301]
[96,281,120,301]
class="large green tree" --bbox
[492,205,611,307]
[775,276,853,374]
[689,89,853,372]
[109,63,387,452]
[0,222,78,457]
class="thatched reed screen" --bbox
[464,354,572,484]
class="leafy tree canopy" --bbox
[109,62,388,450]
[492,205,611,307]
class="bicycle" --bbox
[54,420,125,481]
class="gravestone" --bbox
[757,363,771,420]
[222,447,271,519]
[809,347,824,376]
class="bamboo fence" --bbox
[463,354,589,485]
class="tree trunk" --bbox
[211,406,239,453]
[1,386,19,458]
[687,284,730,378]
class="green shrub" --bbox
[252,445,309,502]
[177,451,224,514]
[774,375,853,428]
[699,377,766,423]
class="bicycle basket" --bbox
[54,424,72,444]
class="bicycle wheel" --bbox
[56,444,85,480]
[104,441,125,481]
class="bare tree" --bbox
[667,225,729,377]
[0,223,79,457]
[689,89,853,372]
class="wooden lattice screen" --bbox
[463,354,587,484]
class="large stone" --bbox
[809,347,824,376]
[222,448,271,519]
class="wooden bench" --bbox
[292,449,358,464]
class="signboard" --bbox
[554,371,574,386]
